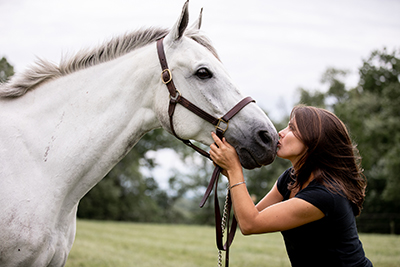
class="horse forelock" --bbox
[185,27,220,61]
[0,27,219,98]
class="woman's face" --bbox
[277,118,307,166]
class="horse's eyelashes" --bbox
[195,68,213,80]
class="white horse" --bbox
[0,1,278,266]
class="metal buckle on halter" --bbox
[161,69,172,84]
[215,118,229,133]
[169,89,181,101]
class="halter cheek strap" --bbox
[157,38,254,150]
[157,38,254,267]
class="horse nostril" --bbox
[259,131,272,145]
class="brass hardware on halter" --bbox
[169,89,181,101]
[216,118,229,134]
[161,69,172,84]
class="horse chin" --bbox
[238,147,277,170]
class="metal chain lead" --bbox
[218,184,231,267]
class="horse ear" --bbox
[165,0,189,44]
[188,7,203,31]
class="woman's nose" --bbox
[278,127,287,138]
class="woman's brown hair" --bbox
[289,105,367,216]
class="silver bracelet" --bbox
[229,181,246,190]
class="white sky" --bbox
[1,0,399,189]
[1,0,399,120]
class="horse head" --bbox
[154,1,278,169]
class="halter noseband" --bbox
[157,38,254,267]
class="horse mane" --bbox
[0,27,219,98]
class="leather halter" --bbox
[157,38,254,266]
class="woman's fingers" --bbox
[209,132,242,175]
[210,133,223,161]
[211,132,223,146]
[211,132,231,151]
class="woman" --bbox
[210,105,372,267]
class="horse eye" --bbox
[195,68,213,80]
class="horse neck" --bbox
[4,46,162,211]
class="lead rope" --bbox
[218,185,231,267]
[156,38,254,267]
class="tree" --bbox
[336,49,400,201]
[0,57,14,83]
[298,48,400,233]
[78,128,194,223]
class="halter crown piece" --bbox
[157,38,255,267]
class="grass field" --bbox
[66,220,400,267]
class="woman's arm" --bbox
[210,133,324,235]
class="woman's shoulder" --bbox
[297,180,352,217]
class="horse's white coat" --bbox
[0,2,277,266]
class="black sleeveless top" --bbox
[277,168,373,267]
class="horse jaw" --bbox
[225,105,279,169]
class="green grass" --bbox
[66,220,400,267]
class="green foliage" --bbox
[298,48,400,233]
[321,67,349,102]
[78,129,193,223]
[298,67,350,109]
[0,57,14,83]
[298,88,326,108]
[336,49,400,204]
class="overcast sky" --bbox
[1,0,399,120]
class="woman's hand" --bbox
[209,132,242,177]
